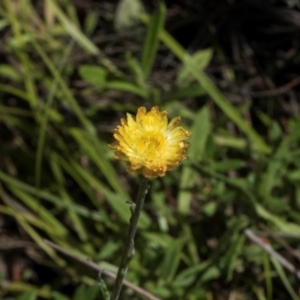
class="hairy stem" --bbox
[111,176,149,300]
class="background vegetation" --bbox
[1,0,300,299]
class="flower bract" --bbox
[109,106,191,178]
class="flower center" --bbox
[134,131,166,161]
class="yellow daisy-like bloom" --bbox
[109,106,191,178]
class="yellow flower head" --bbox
[109,106,191,178]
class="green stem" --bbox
[111,176,149,300]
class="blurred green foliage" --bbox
[1,0,300,299]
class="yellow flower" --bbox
[109,106,191,178]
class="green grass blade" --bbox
[0,188,65,266]
[176,48,213,86]
[70,128,129,199]
[35,40,74,188]
[255,203,300,234]
[263,252,273,300]
[17,291,37,300]
[46,0,98,55]
[0,204,65,237]
[52,292,70,300]
[8,187,68,237]
[46,0,122,76]
[160,237,186,282]
[53,154,101,210]
[141,2,166,78]
[0,170,105,222]
[177,106,210,214]
[50,153,88,242]
[3,0,39,111]
[105,81,148,98]
[32,40,95,135]
[259,118,300,198]
[252,285,268,300]
[0,84,29,101]
[3,282,51,299]
[162,84,206,101]
[271,257,299,300]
